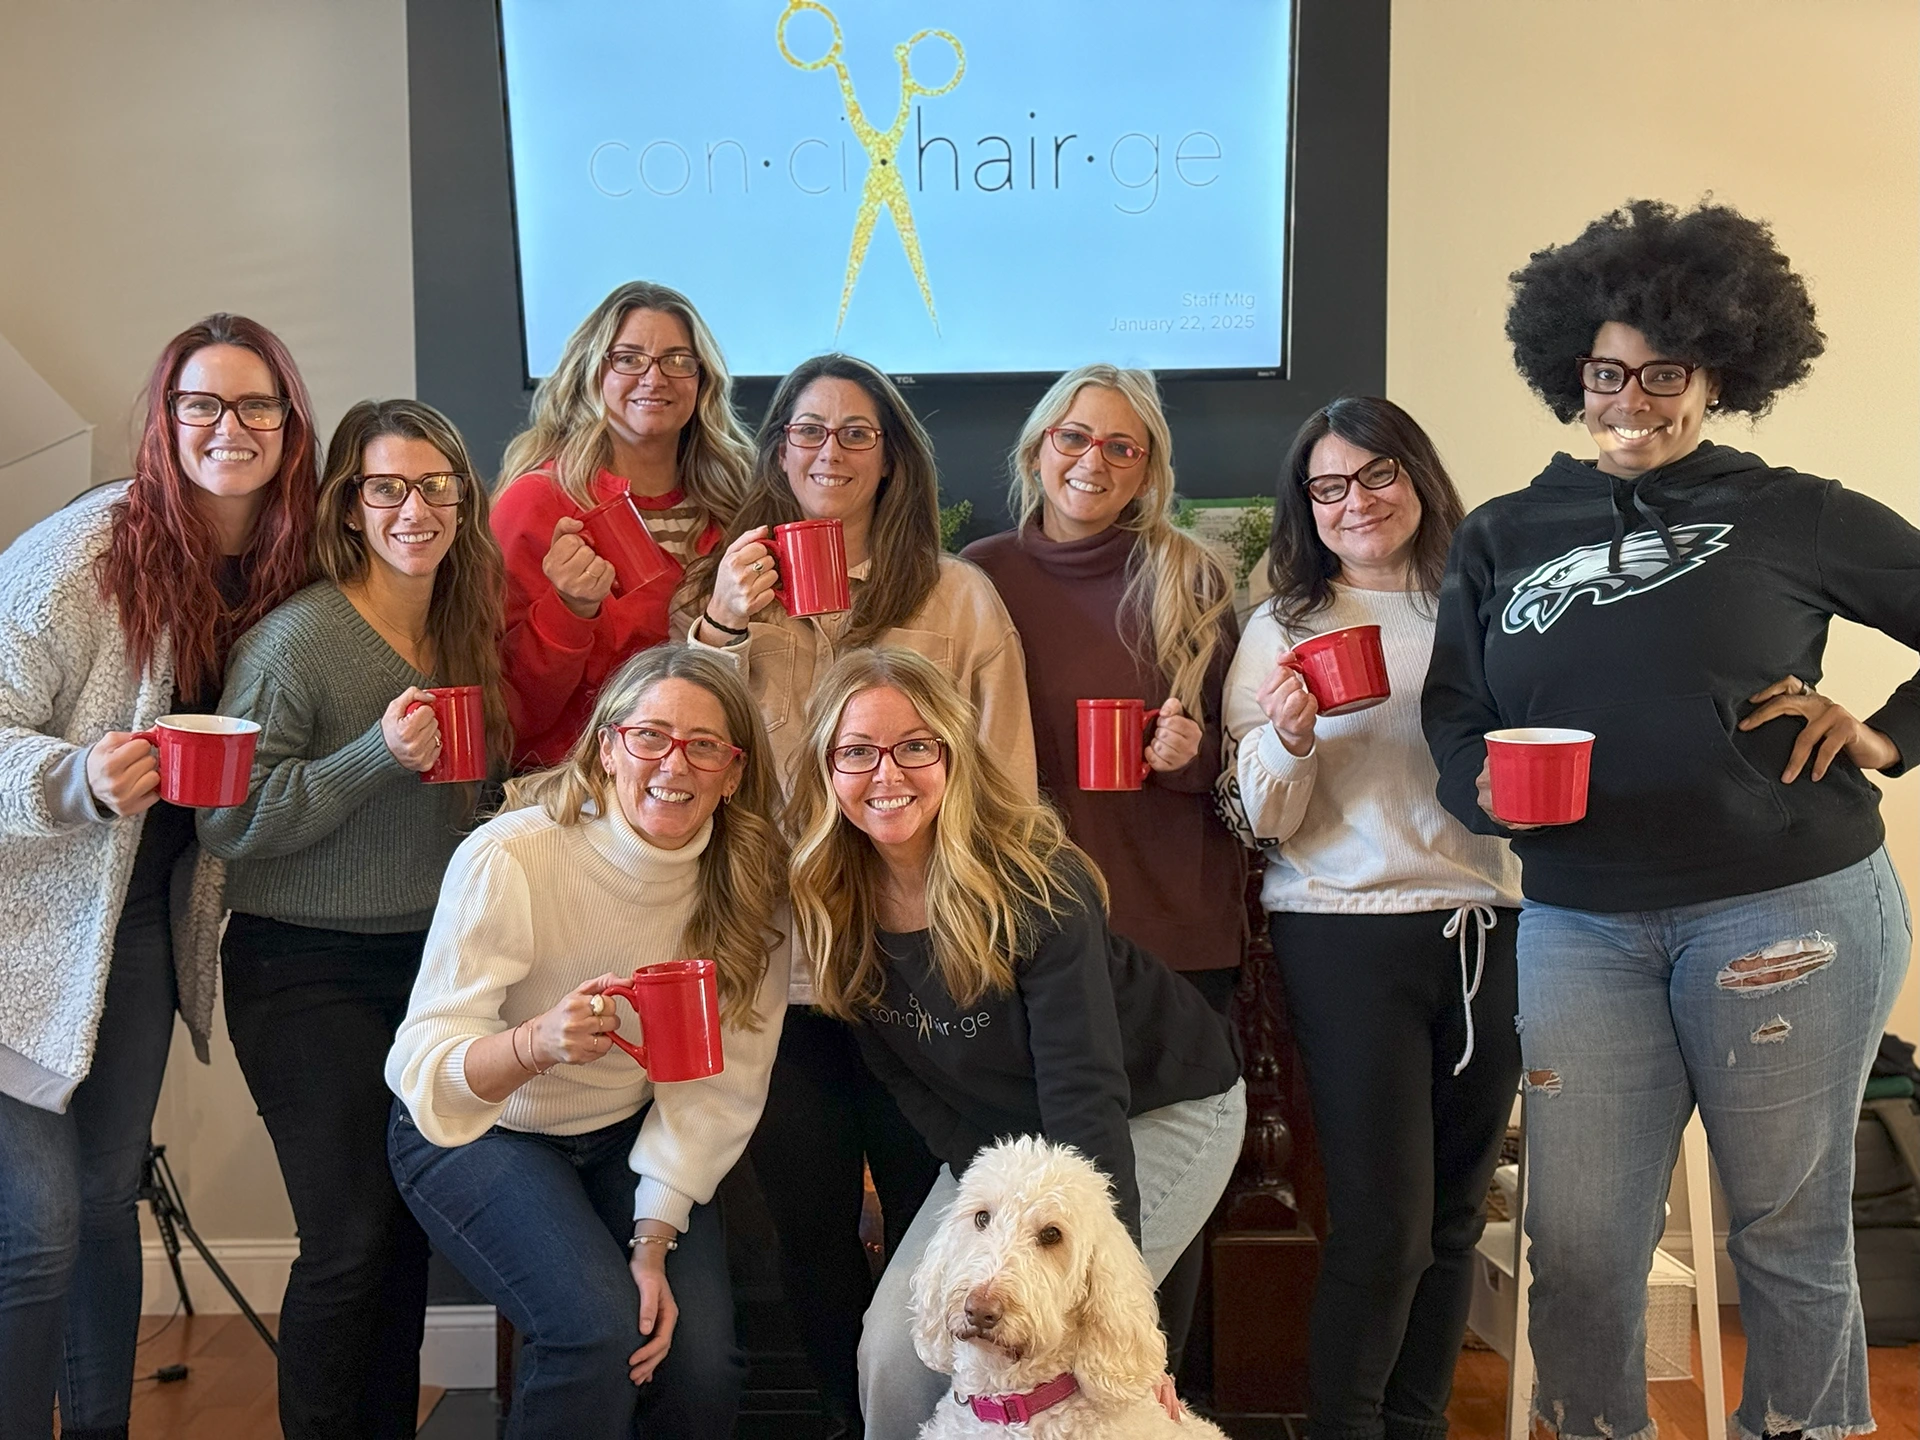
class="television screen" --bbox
[499,0,1295,379]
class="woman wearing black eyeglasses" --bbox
[1222,396,1520,1440]
[682,352,1035,1436]
[493,281,754,769]
[199,399,510,1439]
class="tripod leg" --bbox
[154,1208,195,1316]
[171,1212,278,1354]
[148,1146,279,1355]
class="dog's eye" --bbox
[973,1210,991,1230]
[1036,1225,1063,1247]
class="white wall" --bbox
[0,0,415,1249]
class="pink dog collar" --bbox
[964,1372,1080,1424]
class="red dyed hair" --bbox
[96,314,319,698]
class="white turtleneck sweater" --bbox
[385,803,788,1231]
[1223,585,1521,915]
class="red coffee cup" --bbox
[772,519,852,618]
[1077,698,1161,791]
[130,714,260,808]
[406,685,487,784]
[1485,727,1595,826]
[1283,624,1391,716]
[601,958,725,1082]
[578,493,673,597]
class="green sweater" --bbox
[199,583,466,933]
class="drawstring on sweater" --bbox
[1606,473,1683,575]
[1442,904,1497,1076]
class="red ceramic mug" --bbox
[1484,727,1595,826]
[578,493,673,597]
[1077,698,1161,791]
[1283,624,1391,716]
[601,959,725,1082]
[771,519,852,618]
[406,685,487,784]
[130,714,260,807]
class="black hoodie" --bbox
[1422,441,1920,912]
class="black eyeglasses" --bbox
[1046,426,1147,468]
[785,422,881,452]
[605,349,701,379]
[357,473,468,508]
[829,738,946,775]
[1304,456,1401,505]
[1578,357,1699,397]
[170,391,289,432]
[608,725,742,771]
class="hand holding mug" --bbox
[1144,697,1202,772]
[526,972,624,1067]
[627,1240,679,1385]
[1474,754,1541,831]
[544,516,617,619]
[382,687,441,773]
[1738,675,1899,782]
[1257,655,1319,758]
[707,526,780,631]
[86,731,162,816]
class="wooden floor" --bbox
[53,1308,1917,1439]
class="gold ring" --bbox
[589,994,605,1017]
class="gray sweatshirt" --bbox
[198,583,466,933]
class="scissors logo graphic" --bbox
[777,0,964,334]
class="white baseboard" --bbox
[140,1241,497,1390]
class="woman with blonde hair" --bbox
[786,647,1244,1440]
[387,645,788,1440]
[200,398,509,1437]
[494,280,754,767]
[685,352,1035,1434]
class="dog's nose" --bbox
[964,1285,1000,1333]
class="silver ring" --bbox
[751,560,765,573]
[589,994,605,1017]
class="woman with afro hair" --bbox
[1423,199,1915,1440]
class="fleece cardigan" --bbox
[0,484,225,1110]
[385,805,789,1229]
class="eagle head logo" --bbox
[1502,524,1731,636]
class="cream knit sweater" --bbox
[1223,586,1520,914]
[385,804,788,1230]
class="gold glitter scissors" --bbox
[777,0,965,333]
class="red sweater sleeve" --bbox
[491,473,601,746]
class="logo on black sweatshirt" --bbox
[1502,524,1732,635]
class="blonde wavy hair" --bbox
[1009,365,1233,718]
[499,280,754,522]
[504,645,785,1028]
[788,648,1105,1020]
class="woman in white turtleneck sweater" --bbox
[1222,398,1519,1440]
[385,645,788,1440]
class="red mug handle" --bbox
[599,982,648,1066]
[1138,707,1161,779]
[130,728,157,746]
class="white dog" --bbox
[909,1136,1229,1439]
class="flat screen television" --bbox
[497,0,1297,380]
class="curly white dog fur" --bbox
[909,1136,1229,1439]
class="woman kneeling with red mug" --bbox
[385,646,790,1440]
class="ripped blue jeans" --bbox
[1516,848,1909,1440]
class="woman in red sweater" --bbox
[492,281,754,767]
[961,362,1242,1378]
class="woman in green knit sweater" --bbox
[198,398,510,1440]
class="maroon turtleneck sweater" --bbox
[963,521,1245,972]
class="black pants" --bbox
[746,1007,940,1432]
[1270,910,1520,1440]
[222,914,431,1440]
[1157,965,1239,1377]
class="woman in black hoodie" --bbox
[1423,200,1914,1440]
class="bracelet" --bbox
[701,610,749,638]
[510,1021,553,1077]
[628,1232,679,1252]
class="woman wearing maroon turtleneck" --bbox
[962,363,1243,1377]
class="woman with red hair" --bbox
[0,314,316,1438]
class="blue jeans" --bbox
[0,889,178,1440]
[1517,849,1909,1440]
[388,1103,745,1440]
[856,1080,1248,1440]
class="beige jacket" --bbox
[694,553,1038,795]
